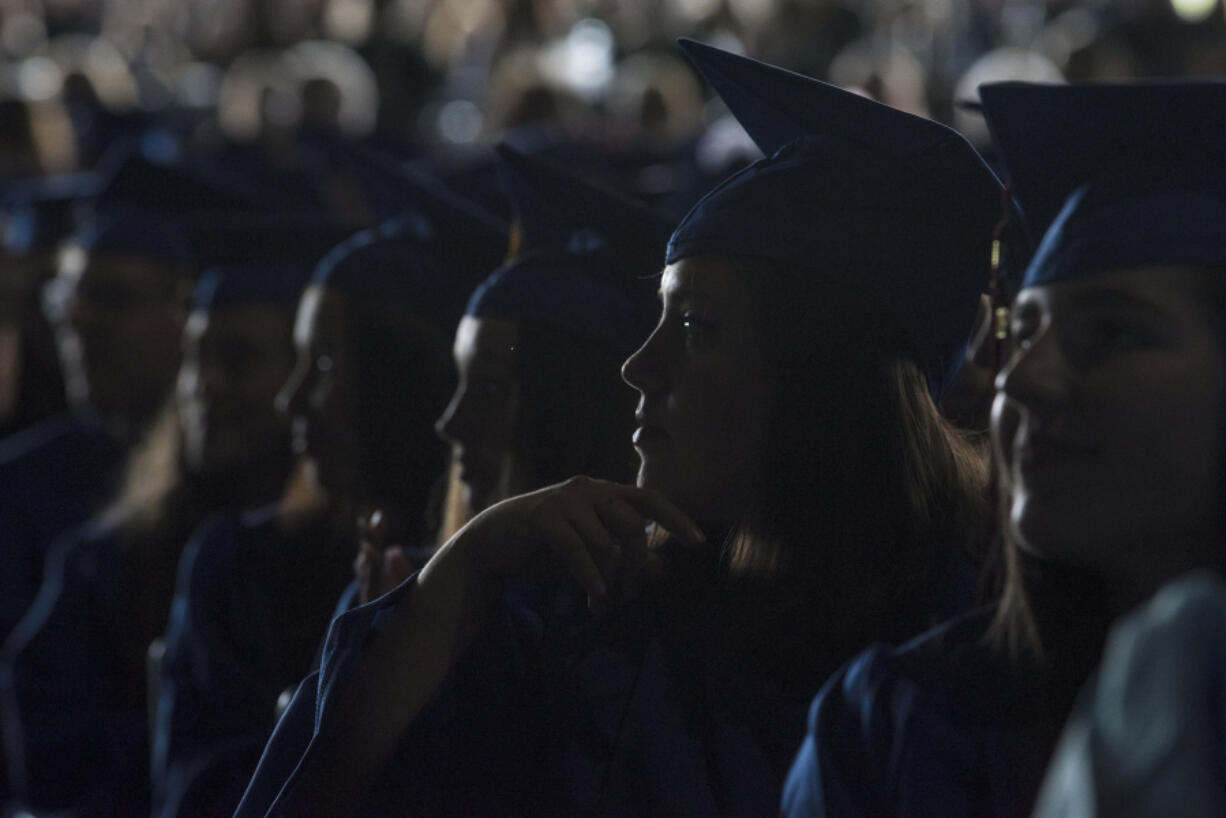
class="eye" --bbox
[1061,315,1153,369]
[469,377,510,401]
[682,310,713,347]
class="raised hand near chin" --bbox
[443,476,707,612]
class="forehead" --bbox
[1018,266,1216,318]
[292,285,346,348]
[189,304,291,343]
[67,251,177,288]
[454,315,518,369]
[660,256,753,302]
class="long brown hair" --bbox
[715,257,987,654]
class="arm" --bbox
[265,477,704,817]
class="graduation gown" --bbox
[0,412,124,643]
[782,609,1074,818]
[151,507,353,818]
[1,519,162,817]
[236,568,829,818]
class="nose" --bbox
[197,356,228,403]
[276,356,310,420]
[621,322,665,395]
[996,323,1070,415]
[434,386,468,448]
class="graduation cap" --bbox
[89,133,301,216]
[186,212,357,272]
[311,174,509,339]
[1,170,103,257]
[69,207,195,273]
[186,214,352,315]
[463,144,674,358]
[669,39,1004,398]
[191,263,313,315]
[979,81,1226,288]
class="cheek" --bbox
[674,363,768,488]
[1123,377,1224,493]
[245,362,298,411]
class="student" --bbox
[235,42,997,818]
[783,80,1226,818]
[151,200,506,818]
[360,144,666,600]
[0,210,195,643]
[0,260,310,818]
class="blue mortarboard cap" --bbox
[677,38,953,157]
[979,81,1226,288]
[72,207,194,272]
[186,213,356,271]
[1,170,103,256]
[191,263,313,314]
[312,189,507,339]
[91,135,297,216]
[670,40,1003,398]
[464,144,673,357]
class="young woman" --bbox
[150,207,502,818]
[235,44,997,818]
[357,145,666,602]
[0,260,308,818]
[783,80,1226,818]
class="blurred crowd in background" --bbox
[2,0,1226,177]
[2,0,1225,441]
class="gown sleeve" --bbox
[1032,572,1226,818]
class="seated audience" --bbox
[233,40,997,818]
[783,80,1226,818]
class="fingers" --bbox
[538,516,608,603]
[612,485,705,546]
[595,496,650,597]
[459,477,707,609]
[566,501,623,592]
[547,479,704,605]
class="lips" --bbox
[291,418,312,456]
[1014,428,1097,474]
[632,412,669,449]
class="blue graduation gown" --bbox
[782,609,1068,818]
[1033,572,1226,818]
[151,507,353,818]
[237,572,824,818]
[0,412,124,643]
[1,519,155,818]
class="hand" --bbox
[355,510,417,604]
[445,476,706,610]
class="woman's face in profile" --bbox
[277,286,364,498]
[435,316,521,515]
[995,266,1226,583]
[621,256,769,535]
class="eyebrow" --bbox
[658,282,709,304]
[1066,287,1167,317]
